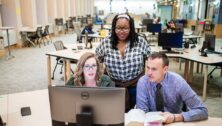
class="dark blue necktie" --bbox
[156,84,164,112]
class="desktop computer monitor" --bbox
[205,34,216,51]
[158,32,183,52]
[147,24,162,34]
[48,86,125,126]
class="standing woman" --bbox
[96,13,151,111]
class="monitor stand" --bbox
[76,106,93,126]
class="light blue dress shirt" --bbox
[136,71,208,122]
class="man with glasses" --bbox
[96,13,151,111]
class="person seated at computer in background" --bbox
[136,52,208,124]
[66,52,115,87]
[154,17,161,24]
[96,13,151,111]
[81,23,95,48]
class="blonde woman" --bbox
[66,52,114,87]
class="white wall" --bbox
[0,0,19,46]
[1,0,17,27]
[36,0,48,25]
[64,0,70,19]
[56,0,65,19]
[47,0,57,23]
[20,0,36,27]
[95,0,158,18]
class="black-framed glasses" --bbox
[84,64,97,71]
[115,27,130,32]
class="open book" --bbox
[125,109,165,126]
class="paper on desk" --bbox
[126,109,165,125]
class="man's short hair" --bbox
[148,52,169,66]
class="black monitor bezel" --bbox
[158,32,183,51]
[48,86,125,126]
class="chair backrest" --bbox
[55,18,63,26]
[20,32,28,41]
[66,20,74,28]
[36,26,43,37]
[54,41,65,51]
[73,22,83,42]
[44,25,50,34]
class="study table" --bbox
[81,32,108,43]
[125,117,222,126]
[2,89,222,126]
[46,44,222,101]
[46,44,95,85]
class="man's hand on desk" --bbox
[161,112,184,124]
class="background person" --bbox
[96,13,151,111]
[136,52,208,124]
[81,23,95,48]
[66,52,114,87]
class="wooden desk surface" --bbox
[166,117,222,126]
[126,117,222,126]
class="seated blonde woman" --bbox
[66,52,115,87]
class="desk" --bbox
[82,33,108,43]
[0,27,15,60]
[125,117,222,126]
[166,117,222,126]
[0,89,52,126]
[183,35,202,44]
[46,45,95,85]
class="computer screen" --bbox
[158,32,183,52]
[48,86,125,126]
[142,19,153,26]
[205,34,216,51]
[147,24,162,34]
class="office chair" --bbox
[42,25,52,44]
[73,22,83,43]
[35,26,45,47]
[51,41,75,80]
[65,20,74,34]
[20,32,36,47]
[55,18,64,34]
